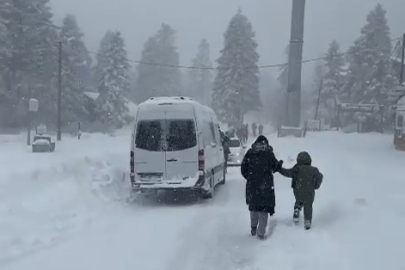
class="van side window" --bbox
[167,120,197,151]
[398,115,404,128]
[202,121,215,146]
[136,121,164,151]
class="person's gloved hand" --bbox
[274,160,283,172]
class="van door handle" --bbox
[167,158,178,162]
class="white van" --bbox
[130,97,226,198]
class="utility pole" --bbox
[57,40,62,141]
[285,0,306,127]
[399,33,405,85]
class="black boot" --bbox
[251,227,257,236]
[304,220,311,230]
[293,209,300,223]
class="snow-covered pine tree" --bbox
[320,40,345,124]
[60,15,92,126]
[0,0,58,127]
[135,24,181,103]
[188,39,213,105]
[212,9,261,125]
[95,31,130,128]
[94,31,115,88]
[345,4,393,105]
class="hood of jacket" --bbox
[297,151,312,165]
[252,135,272,152]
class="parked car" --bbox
[227,138,246,166]
[130,97,226,198]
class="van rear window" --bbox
[136,121,164,151]
[167,120,197,151]
[135,119,196,152]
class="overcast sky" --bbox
[51,0,405,80]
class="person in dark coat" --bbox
[222,133,231,173]
[275,152,323,230]
[244,123,249,143]
[252,123,257,137]
[241,135,280,239]
[258,124,264,136]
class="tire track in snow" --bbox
[166,172,261,270]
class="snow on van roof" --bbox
[141,96,196,105]
[139,97,213,111]
[138,96,217,120]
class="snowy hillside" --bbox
[1,131,404,270]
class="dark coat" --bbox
[241,136,279,214]
[278,152,323,204]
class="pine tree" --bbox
[212,9,261,125]
[188,39,213,105]
[95,31,130,128]
[320,40,345,124]
[0,0,58,127]
[60,15,92,126]
[94,31,115,86]
[135,24,181,103]
[345,4,393,104]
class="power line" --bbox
[85,35,402,71]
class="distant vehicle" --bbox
[227,138,246,166]
[130,97,226,198]
[394,95,405,151]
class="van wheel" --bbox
[202,177,214,199]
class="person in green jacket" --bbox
[275,152,323,230]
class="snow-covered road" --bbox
[1,131,405,270]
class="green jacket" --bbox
[278,152,323,203]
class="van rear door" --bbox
[165,106,199,182]
[134,118,166,182]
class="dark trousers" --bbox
[294,200,313,222]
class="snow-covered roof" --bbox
[84,91,99,101]
[398,95,405,106]
[387,85,405,103]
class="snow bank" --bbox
[0,133,131,265]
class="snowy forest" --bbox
[0,1,403,132]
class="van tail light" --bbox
[130,151,135,185]
[198,149,205,171]
[196,149,205,187]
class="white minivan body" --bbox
[130,97,226,198]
